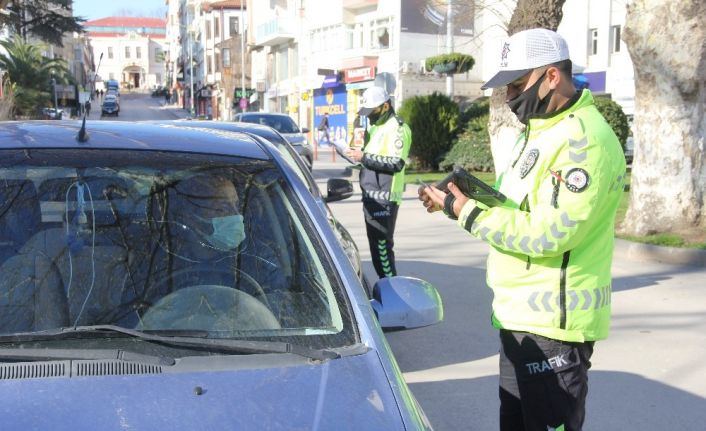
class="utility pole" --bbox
[446,0,454,97]
[51,76,58,109]
[240,1,246,113]
[189,30,195,116]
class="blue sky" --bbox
[73,0,167,22]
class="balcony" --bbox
[255,18,295,47]
[342,0,377,10]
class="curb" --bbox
[614,238,706,267]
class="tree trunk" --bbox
[488,0,566,174]
[621,0,706,236]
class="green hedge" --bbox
[593,96,629,152]
[399,92,459,170]
[440,98,493,172]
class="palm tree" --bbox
[0,36,72,117]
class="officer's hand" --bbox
[417,184,444,213]
[418,182,470,218]
[345,148,363,162]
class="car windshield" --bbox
[240,115,300,134]
[0,149,355,351]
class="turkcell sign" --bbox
[313,84,348,147]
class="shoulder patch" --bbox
[519,149,539,178]
[565,168,590,193]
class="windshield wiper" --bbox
[0,325,340,361]
[0,347,175,366]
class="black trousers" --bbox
[498,329,594,431]
[363,199,399,279]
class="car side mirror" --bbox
[370,276,443,330]
[301,127,310,133]
[324,178,353,203]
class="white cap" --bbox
[357,86,390,116]
[482,28,570,90]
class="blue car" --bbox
[233,112,314,170]
[0,121,443,430]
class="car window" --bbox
[0,149,355,351]
[241,115,299,134]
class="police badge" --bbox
[565,168,590,192]
[519,149,539,178]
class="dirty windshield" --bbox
[0,149,354,349]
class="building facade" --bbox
[84,17,167,91]
[244,0,636,147]
[167,0,248,120]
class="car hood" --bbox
[0,349,412,430]
[281,132,307,145]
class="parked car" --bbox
[155,120,366,291]
[0,120,443,430]
[101,97,120,117]
[40,107,63,120]
[233,112,314,170]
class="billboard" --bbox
[401,0,474,36]
[313,85,348,148]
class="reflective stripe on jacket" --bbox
[359,115,412,204]
[457,90,626,342]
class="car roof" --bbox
[149,120,287,142]
[0,121,271,160]
[238,112,291,119]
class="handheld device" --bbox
[436,167,507,207]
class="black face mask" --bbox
[366,104,393,126]
[366,109,382,125]
[506,72,554,125]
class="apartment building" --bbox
[245,0,637,148]
[169,0,248,119]
[84,17,167,90]
[248,0,482,148]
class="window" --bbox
[611,25,621,53]
[107,46,114,59]
[229,16,239,36]
[206,20,211,39]
[214,17,220,39]
[136,47,142,59]
[369,18,392,50]
[125,46,130,59]
[155,48,163,62]
[276,46,288,81]
[207,55,212,74]
[589,28,598,55]
[215,53,221,73]
[222,48,231,67]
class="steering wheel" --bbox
[138,285,281,332]
[146,266,270,309]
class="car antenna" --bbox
[78,52,103,143]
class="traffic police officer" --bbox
[346,86,411,279]
[419,28,626,430]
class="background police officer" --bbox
[346,86,411,280]
[419,28,626,430]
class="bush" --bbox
[425,53,475,74]
[440,98,493,172]
[593,96,629,152]
[399,92,459,170]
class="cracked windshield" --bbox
[0,149,352,347]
